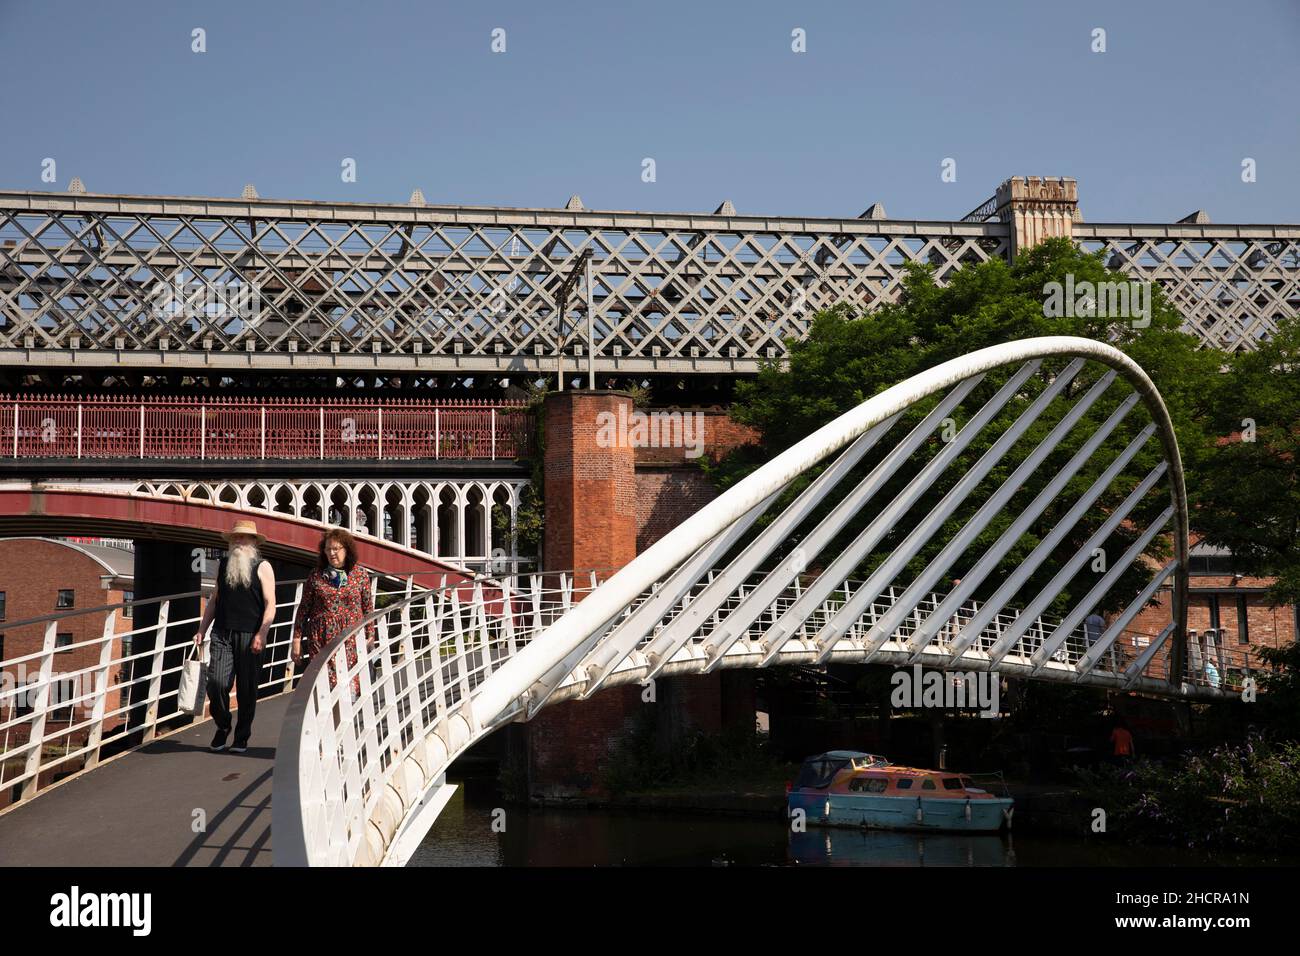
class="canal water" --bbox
[410,769,1287,867]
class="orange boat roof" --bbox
[855,766,963,777]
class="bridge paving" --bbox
[0,696,288,867]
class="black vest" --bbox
[215,558,268,633]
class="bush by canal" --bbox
[1069,733,1300,851]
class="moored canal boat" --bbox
[787,751,1013,833]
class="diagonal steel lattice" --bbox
[4,191,1293,376]
[1073,223,1300,351]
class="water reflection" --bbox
[789,828,1013,866]
[409,773,1287,867]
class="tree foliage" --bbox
[1190,316,1300,606]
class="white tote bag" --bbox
[178,641,208,715]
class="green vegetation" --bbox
[1074,734,1300,850]
[1191,317,1300,607]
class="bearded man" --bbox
[193,520,277,753]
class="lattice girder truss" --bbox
[1074,223,1300,352]
[0,192,1006,374]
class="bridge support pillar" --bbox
[126,540,200,742]
[995,176,1078,258]
[540,389,638,572]
[505,390,753,802]
[507,390,641,801]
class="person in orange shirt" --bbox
[1110,717,1135,763]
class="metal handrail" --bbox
[0,579,309,634]
[2,394,535,462]
[0,589,306,808]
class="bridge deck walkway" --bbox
[0,696,287,867]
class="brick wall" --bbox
[635,468,720,553]
[1121,580,1296,683]
[634,407,758,556]
[0,539,132,753]
[632,407,759,466]
[522,685,646,800]
[542,390,638,574]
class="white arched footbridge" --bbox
[270,337,1245,866]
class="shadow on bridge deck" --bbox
[0,695,289,867]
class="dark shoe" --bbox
[210,731,229,752]
[230,741,248,754]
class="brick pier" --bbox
[508,390,759,801]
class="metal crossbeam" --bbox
[937,413,1151,662]
[809,360,1084,663]
[885,364,1114,659]
[757,363,1042,667]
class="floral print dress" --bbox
[293,565,377,695]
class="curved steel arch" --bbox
[274,337,1197,867]
[475,336,1189,723]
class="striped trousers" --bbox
[206,628,261,745]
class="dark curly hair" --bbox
[317,528,359,572]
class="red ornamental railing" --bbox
[0,395,534,462]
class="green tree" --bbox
[1191,315,1300,606]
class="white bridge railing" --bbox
[274,567,1257,867]
[0,573,440,811]
[0,567,1257,853]
[0,581,307,810]
[0,569,586,814]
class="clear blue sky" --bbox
[1,0,1296,223]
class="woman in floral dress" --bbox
[292,529,377,695]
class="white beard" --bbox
[225,543,259,588]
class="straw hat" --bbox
[222,519,266,544]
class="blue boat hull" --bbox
[788,791,1012,832]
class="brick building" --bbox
[1124,536,1299,685]
[0,537,136,762]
